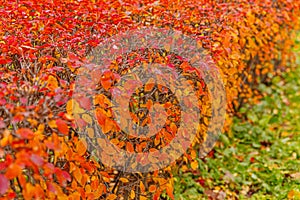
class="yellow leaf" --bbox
[130,190,135,199]
[48,120,57,129]
[191,161,198,170]
[191,150,197,159]
[107,194,117,200]
[82,114,92,124]
[119,178,129,183]
[46,75,58,91]
[67,99,85,115]
[66,99,74,115]
[86,127,94,138]
[35,124,45,135]
[85,184,91,193]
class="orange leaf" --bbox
[166,183,174,200]
[126,142,134,153]
[144,78,155,92]
[136,142,147,153]
[149,185,156,193]
[73,167,82,184]
[101,79,112,91]
[93,183,105,199]
[162,131,173,143]
[76,139,87,156]
[169,123,177,135]
[6,164,22,179]
[95,108,107,126]
[140,181,145,193]
[191,150,197,159]
[102,118,115,134]
[93,94,111,107]
[153,190,161,200]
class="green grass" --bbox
[174,34,300,199]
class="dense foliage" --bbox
[0,0,299,199]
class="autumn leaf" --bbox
[0,0,299,199]
[130,190,135,199]
[78,96,92,110]
[16,128,34,139]
[149,185,156,193]
[76,139,87,156]
[5,164,22,179]
[56,119,69,135]
[119,177,129,183]
[107,194,117,200]
[46,75,59,91]
[30,154,44,167]
[140,181,146,193]
[0,174,9,195]
[73,167,82,184]
[166,183,174,200]
[126,142,135,153]
[190,160,198,170]
[93,183,105,199]
[144,78,155,92]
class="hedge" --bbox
[0,0,299,199]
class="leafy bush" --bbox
[0,0,299,199]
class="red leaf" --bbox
[56,119,69,135]
[78,96,91,110]
[61,170,71,182]
[7,192,16,198]
[0,99,6,106]
[0,58,12,64]
[16,128,34,139]
[0,174,9,195]
[47,182,56,193]
[30,154,44,167]
[0,120,6,129]
[68,52,79,61]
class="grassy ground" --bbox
[174,34,300,199]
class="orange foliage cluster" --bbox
[0,0,299,199]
